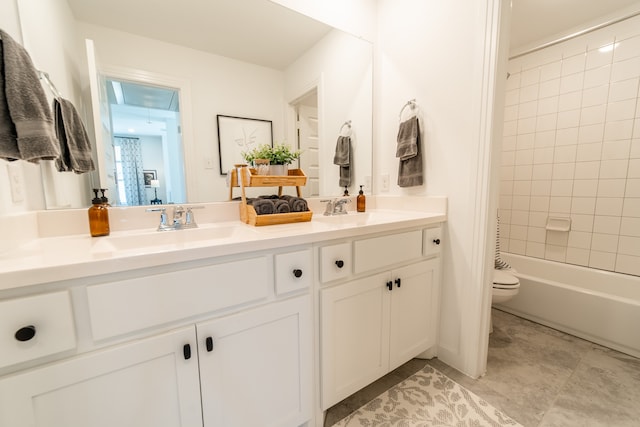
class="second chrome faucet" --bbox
[146,205,203,231]
[321,198,351,216]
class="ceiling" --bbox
[65,0,332,70]
[67,0,640,67]
[71,0,640,133]
[510,0,640,53]
[66,0,334,137]
[106,79,179,136]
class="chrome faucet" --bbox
[320,198,351,216]
[146,205,203,231]
[172,205,185,227]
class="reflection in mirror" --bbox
[293,89,319,198]
[12,0,373,211]
[106,80,186,206]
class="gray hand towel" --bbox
[249,198,274,215]
[333,136,351,187]
[273,199,291,213]
[396,116,423,187]
[0,30,59,163]
[396,116,418,160]
[281,195,308,212]
[0,37,20,160]
[333,136,350,165]
[54,98,95,173]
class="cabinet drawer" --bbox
[87,256,270,340]
[354,230,422,274]
[0,291,76,368]
[423,226,442,257]
[275,248,312,295]
[320,242,352,283]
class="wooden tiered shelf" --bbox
[230,166,313,226]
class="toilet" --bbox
[492,268,520,305]
[490,269,520,333]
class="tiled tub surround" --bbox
[500,14,640,276]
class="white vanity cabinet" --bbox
[0,248,313,427]
[0,295,312,427]
[198,295,312,427]
[0,326,202,427]
[0,206,446,427]
[319,227,442,409]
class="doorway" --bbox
[106,79,185,206]
[293,89,319,197]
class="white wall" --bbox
[375,0,508,377]
[284,29,373,196]
[78,23,286,203]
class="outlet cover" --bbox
[7,163,25,203]
[381,173,390,192]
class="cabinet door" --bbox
[197,295,312,427]
[320,272,391,409]
[0,326,202,427]
[389,259,440,370]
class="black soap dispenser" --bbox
[88,189,110,237]
[100,188,110,207]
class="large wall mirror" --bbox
[14,0,372,209]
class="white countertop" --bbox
[1,206,446,291]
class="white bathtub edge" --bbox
[494,305,640,360]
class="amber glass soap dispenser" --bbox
[88,188,110,237]
[357,185,366,212]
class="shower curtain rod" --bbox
[509,9,640,60]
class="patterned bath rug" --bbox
[332,365,522,427]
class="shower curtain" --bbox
[114,136,146,206]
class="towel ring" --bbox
[399,99,417,121]
[340,120,352,136]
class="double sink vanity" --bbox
[0,196,446,427]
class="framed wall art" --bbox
[143,170,157,187]
[216,114,273,175]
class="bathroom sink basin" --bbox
[100,225,242,252]
[313,210,419,227]
[314,212,373,226]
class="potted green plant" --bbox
[242,143,301,175]
[241,143,272,175]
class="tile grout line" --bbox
[535,340,595,426]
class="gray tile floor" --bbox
[325,308,640,426]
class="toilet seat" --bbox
[493,269,520,290]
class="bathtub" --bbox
[494,253,640,359]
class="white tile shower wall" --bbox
[500,15,640,277]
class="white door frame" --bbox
[98,65,197,203]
